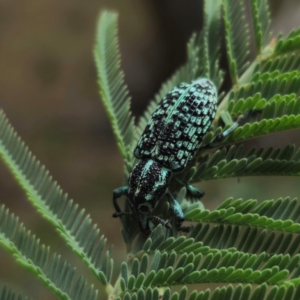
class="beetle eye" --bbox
[139,205,149,212]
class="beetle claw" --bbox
[166,222,172,229]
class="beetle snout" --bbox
[139,205,150,213]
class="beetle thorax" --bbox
[128,159,172,211]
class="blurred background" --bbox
[0,0,300,299]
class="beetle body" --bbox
[113,78,218,233]
[134,79,217,172]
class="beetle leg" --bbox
[113,211,133,218]
[186,184,205,198]
[167,192,185,222]
[147,215,172,230]
[209,110,252,147]
[174,178,205,198]
[112,186,130,218]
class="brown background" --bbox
[0,1,300,299]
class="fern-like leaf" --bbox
[222,0,250,83]
[200,0,223,88]
[189,223,300,257]
[192,145,300,182]
[254,53,300,75]
[250,0,271,54]
[115,284,300,300]
[275,29,300,55]
[94,11,135,168]
[0,285,29,300]
[0,110,113,287]
[0,205,98,300]
[140,219,300,258]
[120,249,296,291]
[185,197,300,234]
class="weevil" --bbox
[112,78,248,233]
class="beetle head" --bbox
[128,159,172,231]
